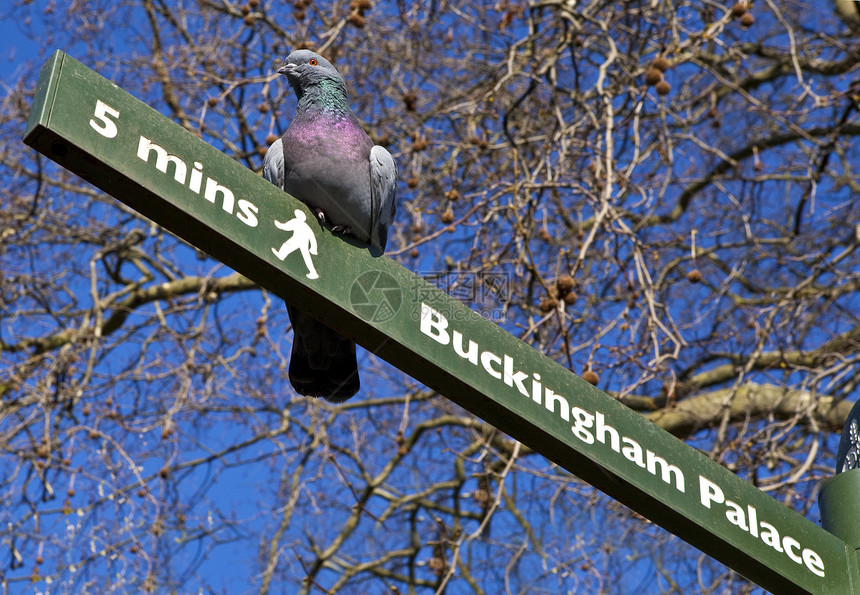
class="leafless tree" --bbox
[1,0,858,592]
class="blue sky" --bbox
[3,1,859,593]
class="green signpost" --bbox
[23,50,860,594]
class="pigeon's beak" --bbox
[278,63,296,76]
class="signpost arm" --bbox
[23,50,860,595]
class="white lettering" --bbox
[697,475,824,576]
[569,411,683,490]
[646,451,684,493]
[748,505,758,537]
[783,536,802,565]
[760,521,782,552]
[531,373,542,403]
[544,386,569,421]
[803,548,825,577]
[699,475,724,508]
[236,199,258,227]
[481,351,502,379]
[189,161,204,193]
[622,437,645,468]
[503,355,529,397]
[595,412,620,452]
[134,136,258,227]
[453,330,478,364]
[90,100,120,139]
[725,500,748,530]
[420,304,449,344]
[137,136,187,184]
[414,301,827,581]
[204,177,235,213]
[571,407,594,444]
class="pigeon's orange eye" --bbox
[309,58,318,66]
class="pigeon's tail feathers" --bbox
[287,305,359,402]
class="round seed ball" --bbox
[538,297,559,313]
[582,369,599,386]
[652,56,671,73]
[645,68,663,86]
[556,275,576,295]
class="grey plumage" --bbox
[263,49,396,402]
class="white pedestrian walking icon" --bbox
[271,210,319,279]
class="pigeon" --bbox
[263,49,397,402]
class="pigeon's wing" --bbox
[263,137,285,189]
[369,145,397,252]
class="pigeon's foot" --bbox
[310,206,327,224]
[307,206,351,237]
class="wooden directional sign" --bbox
[23,51,859,594]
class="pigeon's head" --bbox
[278,50,345,91]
